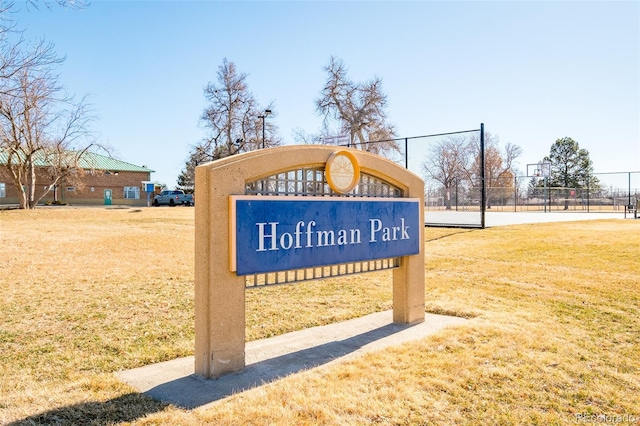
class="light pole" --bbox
[258,109,272,149]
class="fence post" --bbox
[629,172,632,207]
[514,175,517,212]
[405,138,408,169]
[543,177,547,213]
[586,177,590,212]
[480,123,486,228]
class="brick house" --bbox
[0,151,155,207]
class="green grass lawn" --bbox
[1,208,638,425]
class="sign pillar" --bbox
[195,146,425,379]
[194,163,246,378]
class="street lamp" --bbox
[258,109,272,149]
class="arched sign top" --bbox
[195,145,425,379]
[325,150,360,194]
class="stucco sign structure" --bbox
[195,145,425,379]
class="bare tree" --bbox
[23,0,88,10]
[422,136,470,210]
[0,56,101,208]
[179,59,279,188]
[422,132,522,210]
[315,56,398,156]
[465,133,522,208]
[292,127,325,145]
[1,0,88,77]
[0,3,63,90]
[195,58,279,160]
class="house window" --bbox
[124,186,140,199]
[67,187,76,192]
[0,183,5,198]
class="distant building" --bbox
[0,151,155,207]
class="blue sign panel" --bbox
[231,196,420,275]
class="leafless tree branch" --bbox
[315,56,398,155]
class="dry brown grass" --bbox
[1,207,639,425]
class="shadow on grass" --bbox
[140,322,421,409]
[7,392,168,426]
[425,228,476,242]
[11,318,460,421]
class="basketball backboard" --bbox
[526,162,551,178]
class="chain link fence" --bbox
[480,171,639,212]
[423,181,484,227]
[338,126,487,228]
[401,128,486,228]
[346,129,639,225]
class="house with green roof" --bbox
[0,151,156,207]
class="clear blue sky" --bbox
[11,0,640,189]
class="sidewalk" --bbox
[424,210,626,227]
[116,310,467,410]
[484,211,625,227]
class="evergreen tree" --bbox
[543,137,599,210]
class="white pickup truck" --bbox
[153,190,194,206]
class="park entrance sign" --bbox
[195,145,425,379]
[230,196,420,275]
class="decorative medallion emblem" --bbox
[325,150,360,194]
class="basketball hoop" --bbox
[527,162,551,178]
